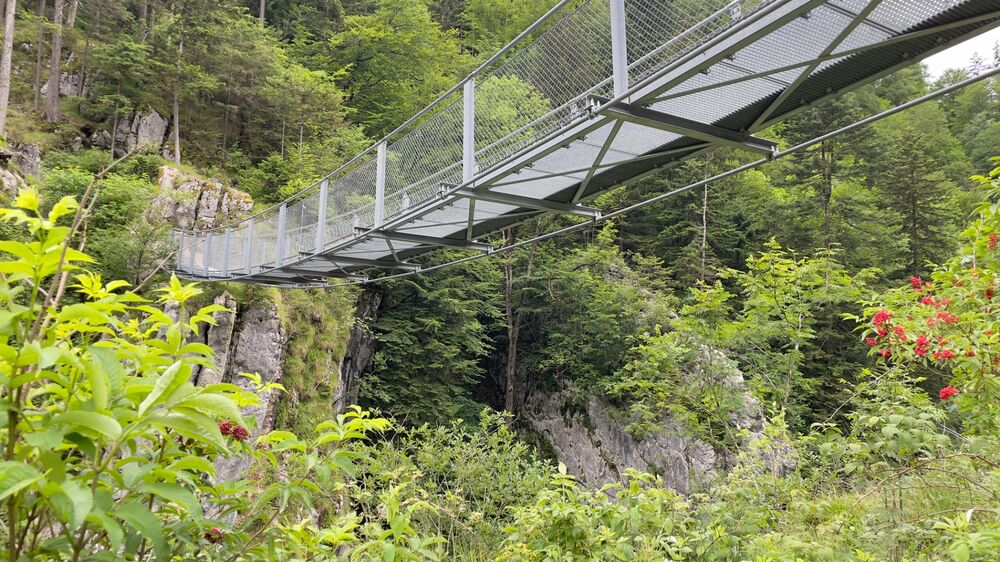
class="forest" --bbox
[0,0,999,560]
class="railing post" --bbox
[188,232,197,272]
[177,232,186,272]
[244,219,254,272]
[204,233,213,277]
[610,0,628,96]
[276,204,288,265]
[463,78,475,183]
[222,228,231,277]
[375,142,387,227]
[315,179,329,251]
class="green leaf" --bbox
[175,393,242,422]
[138,361,190,417]
[53,411,122,441]
[0,461,44,501]
[142,482,203,519]
[167,456,215,477]
[116,501,168,562]
[56,479,93,530]
[87,510,125,551]
[90,346,125,398]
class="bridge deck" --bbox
[175,0,1000,287]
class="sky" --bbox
[923,27,1000,79]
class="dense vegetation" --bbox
[0,0,999,560]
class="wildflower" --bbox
[966,349,976,357]
[910,276,923,290]
[865,337,878,347]
[873,309,891,325]
[877,326,889,337]
[893,326,907,340]
[204,528,225,544]
[219,421,249,441]
[878,348,892,358]
[937,312,960,324]
[921,296,936,306]
[938,386,960,400]
[989,233,999,251]
[915,345,928,357]
[916,335,930,346]
[987,289,995,300]
[933,349,955,362]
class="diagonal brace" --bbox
[590,95,777,154]
[445,185,601,219]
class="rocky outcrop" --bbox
[152,166,253,230]
[11,144,41,178]
[192,291,287,483]
[333,288,383,414]
[0,166,27,199]
[524,387,717,493]
[39,71,89,98]
[522,348,796,493]
[114,109,169,157]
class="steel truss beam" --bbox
[591,96,777,154]
[305,255,422,271]
[445,185,602,219]
[355,228,494,252]
[283,267,369,281]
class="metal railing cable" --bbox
[301,65,1000,288]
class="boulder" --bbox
[0,166,27,200]
[39,71,89,98]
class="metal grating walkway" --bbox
[174,0,1000,287]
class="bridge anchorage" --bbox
[174,0,1000,288]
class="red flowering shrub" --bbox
[219,420,251,441]
[205,527,226,544]
[858,165,1000,433]
[938,386,960,400]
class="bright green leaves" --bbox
[0,461,45,501]
[52,411,123,441]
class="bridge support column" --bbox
[276,203,287,265]
[315,179,329,252]
[375,142,386,226]
[610,0,628,96]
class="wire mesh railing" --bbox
[176,0,783,278]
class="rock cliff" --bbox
[152,166,253,230]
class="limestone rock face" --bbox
[39,71,89,98]
[333,289,383,414]
[0,166,27,199]
[523,387,717,493]
[88,130,113,150]
[192,293,287,483]
[114,109,168,157]
[153,166,253,230]
[11,144,41,178]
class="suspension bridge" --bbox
[174,0,1000,287]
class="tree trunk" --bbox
[700,182,708,282]
[32,0,44,111]
[172,88,180,163]
[0,0,17,137]
[109,100,118,157]
[42,0,64,122]
[65,0,76,28]
[501,222,540,417]
[259,0,265,23]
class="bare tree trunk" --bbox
[171,89,180,163]
[109,100,118,157]
[65,0,77,27]
[42,0,64,122]
[501,222,540,417]
[32,0,44,111]
[280,118,285,157]
[259,0,265,23]
[0,0,17,137]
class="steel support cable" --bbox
[297,65,1000,289]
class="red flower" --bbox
[873,309,891,326]
[877,326,889,337]
[219,421,250,441]
[966,349,976,357]
[938,386,960,400]
[921,296,936,306]
[933,349,955,362]
[987,289,995,300]
[989,233,999,251]
[916,335,930,346]
[204,527,225,544]
[937,312,959,324]
[893,326,907,340]
[865,337,878,347]
[878,348,892,358]
[910,276,923,290]
[915,345,928,357]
